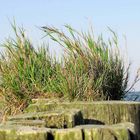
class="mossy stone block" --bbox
[9,111,65,128]
[25,101,140,138]
[9,109,83,128]
[92,127,130,140]
[6,120,46,127]
[54,128,83,140]
[0,125,51,140]
[76,122,135,140]
[64,109,83,128]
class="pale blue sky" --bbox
[0,0,140,90]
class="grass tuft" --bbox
[42,25,130,100]
[0,24,139,116]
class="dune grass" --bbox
[0,25,61,115]
[0,24,138,116]
[42,25,130,101]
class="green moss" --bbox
[9,109,84,129]
[0,125,51,140]
[6,120,46,127]
[9,111,65,128]
[24,101,140,136]
[24,104,39,113]
[3,101,140,139]
[31,99,60,104]
[55,128,83,140]
[0,123,136,140]
[83,129,92,140]
[92,127,130,140]
[44,113,64,128]
[76,123,135,140]
[64,109,83,128]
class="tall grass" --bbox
[0,25,61,115]
[0,24,138,116]
[42,25,130,100]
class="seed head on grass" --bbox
[42,25,130,100]
[0,23,139,117]
[0,24,61,115]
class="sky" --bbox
[0,0,140,90]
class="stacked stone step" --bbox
[0,122,135,140]
[8,109,83,128]
[0,100,139,139]
[25,99,140,139]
